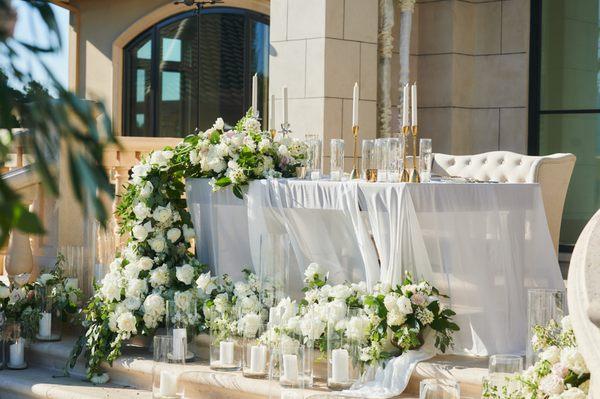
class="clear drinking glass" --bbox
[327,308,363,390]
[527,288,566,367]
[153,335,185,399]
[387,137,402,182]
[36,286,62,342]
[330,139,345,181]
[489,354,523,374]
[258,233,290,310]
[361,139,376,182]
[210,329,242,371]
[419,138,432,183]
[306,135,322,180]
[419,379,460,399]
[242,323,269,379]
[374,138,389,182]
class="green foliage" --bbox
[0,0,116,245]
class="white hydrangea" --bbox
[345,315,371,342]
[560,347,588,375]
[126,278,148,298]
[100,272,122,302]
[142,294,166,329]
[415,308,434,325]
[559,388,587,399]
[325,300,347,325]
[330,284,352,301]
[174,290,194,312]
[239,313,262,338]
[539,373,565,396]
[123,297,142,311]
[540,345,561,364]
[175,264,195,285]
[214,293,230,314]
[123,262,141,280]
[300,308,326,341]
[234,281,251,298]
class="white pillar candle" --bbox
[352,82,359,127]
[172,328,186,360]
[250,344,266,373]
[331,348,349,383]
[9,338,24,366]
[282,86,289,125]
[251,73,258,117]
[219,341,235,366]
[402,84,410,128]
[269,94,276,131]
[282,354,299,383]
[159,370,179,397]
[411,83,417,126]
[39,312,52,338]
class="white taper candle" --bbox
[282,86,289,125]
[269,94,276,131]
[402,84,409,128]
[411,83,417,126]
[352,82,359,127]
[251,73,258,117]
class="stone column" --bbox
[269,0,378,173]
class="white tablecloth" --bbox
[186,178,564,355]
[249,179,564,355]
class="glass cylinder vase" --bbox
[36,286,62,342]
[330,139,345,181]
[152,335,185,399]
[361,139,376,182]
[209,329,241,371]
[327,310,363,390]
[6,323,26,370]
[374,138,389,182]
[258,233,290,310]
[166,299,197,361]
[279,335,309,389]
[526,288,566,367]
[241,322,269,379]
[419,379,460,399]
[306,135,322,180]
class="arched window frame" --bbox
[122,7,269,137]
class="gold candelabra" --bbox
[350,125,359,179]
[400,126,410,182]
[409,125,420,183]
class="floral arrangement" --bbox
[483,316,589,399]
[0,281,39,339]
[69,112,309,381]
[36,254,83,315]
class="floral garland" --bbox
[69,112,308,381]
[483,316,590,399]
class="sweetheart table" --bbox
[185,178,563,356]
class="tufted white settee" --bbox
[431,151,576,254]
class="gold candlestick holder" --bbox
[350,125,359,179]
[400,126,410,182]
[409,125,420,183]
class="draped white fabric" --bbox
[186,178,563,356]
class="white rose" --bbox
[411,292,428,306]
[133,202,151,221]
[182,224,195,242]
[143,293,166,319]
[240,295,260,313]
[153,206,172,224]
[401,284,417,295]
[286,316,301,334]
[126,278,148,298]
[539,373,565,396]
[396,295,413,315]
[345,315,371,342]
[123,262,141,279]
[148,235,167,253]
[149,265,170,288]
[560,347,588,375]
[38,273,53,286]
[116,312,138,335]
[196,272,216,296]
[239,313,262,338]
[109,258,122,272]
[137,256,153,271]
[166,228,181,243]
[100,273,122,302]
[304,262,324,282]
[132,223,149,241]
[560,388,587,399]
[174,290,194,312]
[176,264,195,285]
[330,284,352,301]
[140,181,154,198]
[300,310,325,341]
[325,300,347,325]
[150,151,168,167]
[131,164,151,184]
[387,309,407,326]
[234,282,251,297]
[540,346,561,364]
[0,286,10,299]
[213,117,225,130]
[214,293,230,314]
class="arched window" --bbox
[123,8,269,137]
